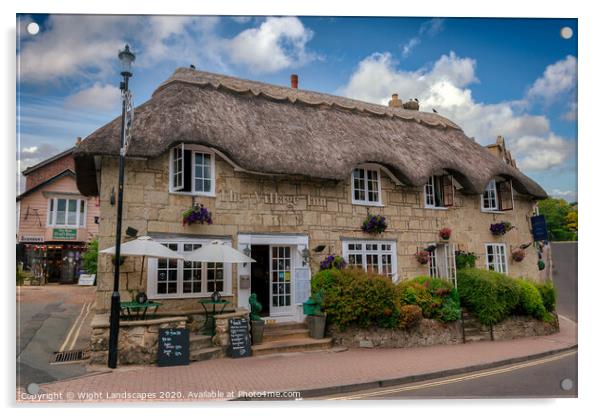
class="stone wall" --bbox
[89,314,187,365]
[94,152,542,312]
[492,314,559,340]
[329,320,464,349]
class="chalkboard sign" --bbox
[228,318,251,358]
[157,328,189,367]
[531,215,549,241]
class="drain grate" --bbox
[50,348,90,364]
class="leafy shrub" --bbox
[82,239,99,275]
[397,276,461,322]
[455,251,477,269]
[535,281,557,312]
[311,268,398,329]
[399,305,422,329]
[457,268,520,325]
[515,279,548,320]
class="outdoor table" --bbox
[120,300,162,321]
[198,299,230,336]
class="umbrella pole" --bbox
[139,255,145,287]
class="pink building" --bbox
[17,143,100,283]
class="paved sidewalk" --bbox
[18,316,577,403]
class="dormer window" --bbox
[481,178,514,212]
[169,144,216,196]
[424,174,454,208]
[352,166,382,206]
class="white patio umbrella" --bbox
[100,235,184,289]
[184,240,256,264]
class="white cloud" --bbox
[231,17,252,24]
[339,51,574,173]
[401,18,445,58]
[527,55,577,103]
[402,37,420,58]
[225,17,315,73]
[64,84,121,111]
[562,101,578,121]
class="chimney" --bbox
[388,93,402,108]
[290,74,298,89]
[403,99,420,111]
[75,137,82,146]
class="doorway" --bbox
[250,245,270,317]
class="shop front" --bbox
[19,242,86,283]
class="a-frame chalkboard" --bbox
[157,328,190,367]
[228,318,251,358]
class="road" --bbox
[16,285,95,388]
[550,242,578,322]
[324,349,577,399]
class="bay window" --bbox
[47,198,86,227]
[342,240,397,280]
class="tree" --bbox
[82,239,98,274]
[537,198,577,241]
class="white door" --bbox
[270,246,293,316]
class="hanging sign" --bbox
[530,215,549,241]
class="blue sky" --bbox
[16,15,577,201]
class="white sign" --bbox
[78,274,96,286]
[19,235,44,243]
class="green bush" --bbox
[399,305,422,329]
[515,279,548,320]
[535,281,557,312]
[455,251,477,269]
[397,276,461,322]
[82,239,98,275]
[457,268,520,325]
[311,268,399,329]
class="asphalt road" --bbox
[16,285,95,388]
[324,350,578,399]
[550,242,578,322]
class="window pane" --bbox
[67,200,77,225]
[79,200,85,225]
[56,199,66,225]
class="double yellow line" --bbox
[327,349,577,400]
[58,302,92,353]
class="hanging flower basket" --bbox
[439,227,452,240]
[319,255,347,270]
[415,250,430,265]
[361,213,387,234]
[490,221,513,236]
[182,204,213,226]
[511,247,526,262]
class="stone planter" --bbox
[308,315,327,339]
[250,319,265,344]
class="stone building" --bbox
[17,142,100,283]
[74,68,547,323]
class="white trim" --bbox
[481,179,498,212]
[168,143,216,197]
[147,237,233,300]
[341,239,398,282]
[485,243,508,274]
[351,165,383,206]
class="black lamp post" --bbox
[108,44,135,369]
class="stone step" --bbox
[189,346,222,362]
[263,328,310,342]
[464,335,491,343]
[190,334,213,350]
[264,321,307,333]
[252,337,332,356]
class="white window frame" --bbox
[424,175,450,209]
[351,165,383,206]
[342,240,398,282]
[46,197,87,228]
[485,243,508,274]
[427,243,457,288]
[169,143,216,197]
[481,179,499,211]
[147,238,232,299]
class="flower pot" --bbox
[250,319,265,345]
[307,314,327,339]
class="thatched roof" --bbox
[74,68,546,199]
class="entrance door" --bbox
[270,246,292,315]
[250,245,270,317]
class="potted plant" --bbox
[305,290,326,339]
[361,213,387,234]
[182,204,213,226]
[319,255,347,270]
[415,249,430,265]
[490,221,514,236]
[439,227,452,240]
[248,293,264,345]
[511,247,526,262]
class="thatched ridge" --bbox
[74,68,547,199]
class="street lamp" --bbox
[108,44,136,369]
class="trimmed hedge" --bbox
[515,279,548,320]
[457,268,521,325]
[535,281,557,312]
[312,269,461,329]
